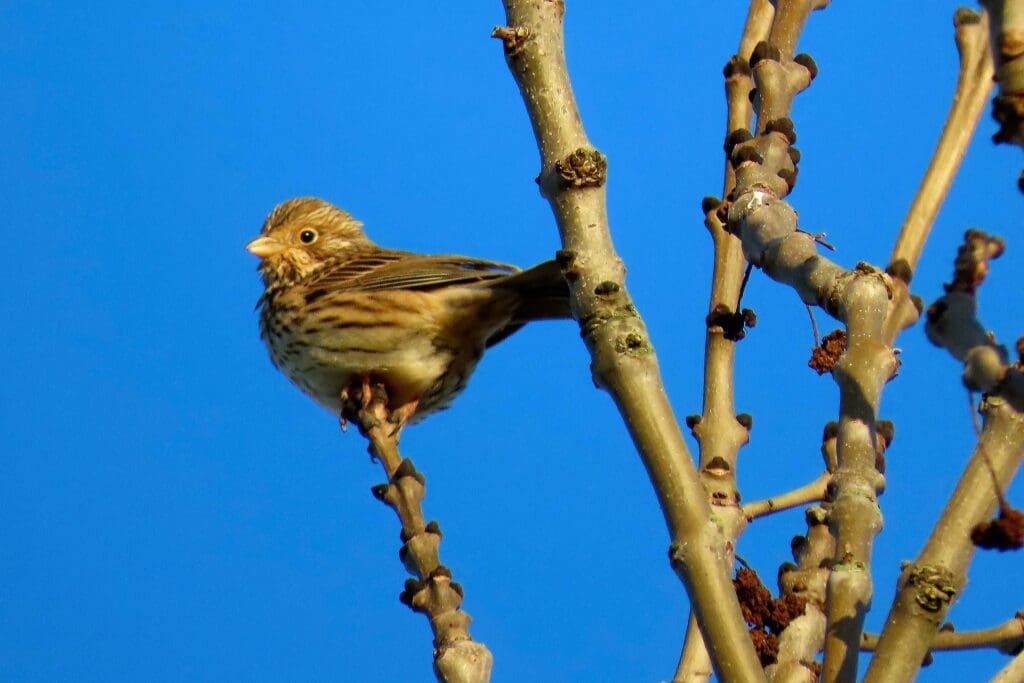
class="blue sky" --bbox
[3,3,1022,681]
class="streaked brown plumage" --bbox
[247,197,570,424]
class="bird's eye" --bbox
[299,229,318,244]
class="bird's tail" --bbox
[499,259,572,321]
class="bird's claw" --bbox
[387,400,419,438]
[339,381,419,444]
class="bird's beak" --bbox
[246,236,285,259]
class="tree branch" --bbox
[350,386,492,683]
[979,0,1024,190]
[766,426,840,683]
[861,611,1024,653]
[991,649,1024,683]
[675,2,774,680]
[742,471,829,521]
[674,611,715,683]
[862,231,1024,683]
[889,9,994,276]
[494,2,765,680]
[720,1,912,679]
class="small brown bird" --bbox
[247,197,570,425]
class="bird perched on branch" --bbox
[247,197,570,427]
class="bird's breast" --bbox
[258,288,499,417]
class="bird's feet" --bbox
[387,400,420,437]
[340,376,380,432]
[339,379,418,462]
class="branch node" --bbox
[953,7,982,28]
[886,258,914,284]
[764,117,797,143]
[370,483,391,502]
[706,303,755,341]
[615,331,652,357]
[750,40,782,66]
[555,147,608,188]
[794,53,818,80]
[701,195,722,215]
[724,54,752,79]
[725,128,755,155]
[490,25,531,55]
[806,505,829,526]
[907,565,958,612]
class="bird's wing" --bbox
[309,250,519,292]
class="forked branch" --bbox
[863,231,1024,683]
[719,0,913,678]
[494,2,765,680]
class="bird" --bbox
[247,197,571,427]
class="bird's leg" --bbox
[342,379,417,440]
[339,376,380,440]
[388,400,420,438]
[360,375,374,409]
[338,383,359,432]
[340,379,411,464]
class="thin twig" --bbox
[768,427,838,682]
[861,612,1024,653]
[675,2,774,680]
[807,305,820,347]
[742,471,830,520]
[350,385,492,683]
[736,262,754,311]
[889,9,994,274]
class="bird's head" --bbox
[246,197,373,286]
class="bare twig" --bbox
[979,0,1024,189]
[807,306,820,347]
[674,611,715,683]
[724,0,776,198]
[766,426,839,683]
[349,385,492,683]
[924,230,1009,392]
[889,9,994,275]
[767,0,829,61]
[863,232,1024,683]
[861,611,1024,653]
[676,2,774,680]
[742,471,830,520]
